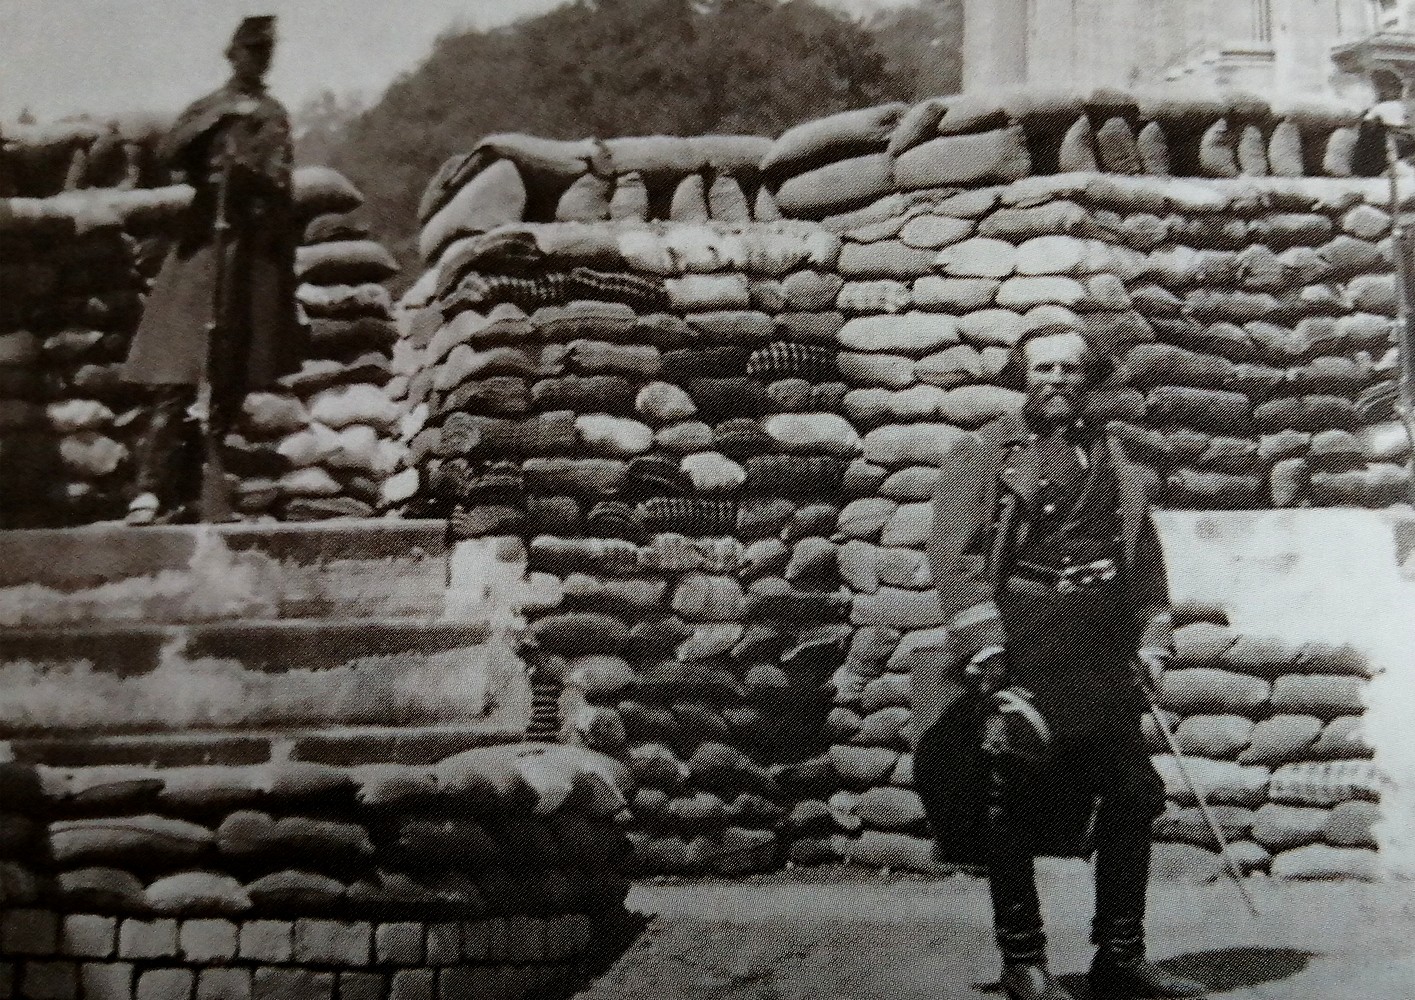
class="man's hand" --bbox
[1132,645,1172,697]
[964,644,1008,696]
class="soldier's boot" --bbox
[1088,917,1207,999]
[1000,962,1077,1000]
[995,901,1075,1000]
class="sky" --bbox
[0,0,913,125]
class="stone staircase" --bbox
[0,520,534,768]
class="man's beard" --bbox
[1023,386,1083,430]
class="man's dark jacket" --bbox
[124,82,301,389]
[913,410,1172,866]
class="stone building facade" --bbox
[964,0,1415,104]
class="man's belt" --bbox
[1008,556,1119,595]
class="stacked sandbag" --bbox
[415,133,776,265]
[229,213,406,521]
[0,152,390,526]
[398,219,859,874]
[1081,173,1409,507]
[752,90,1371,230]
[0,224,147,527]
[0,761,51,914]
[1147,611,1385,882]
[393,113,1415,876]
[0,747,635,999]
[0,113,172,198]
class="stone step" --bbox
[0,616,529,762]
[7,723,525,769]
[0,520,454,624]
[0,616,491,675]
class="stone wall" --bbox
[390,85,1409,878]
[0,749,634,1000]
[0,115,408,527]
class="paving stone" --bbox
[253,969,333,1000]
[60,916,115,959]
[21,961,78,1000]
[1,963,13,1000]
[374,925,423,967]
[432,968,475,1000]
[459,922,487,962]
[387,970,433,1000]
[335,973,385,1000]
[178,921,238,964]
[484,920,508,964]
[117,921,179,961]
[135,968,194,1000]
[196,968,253,1000]
[3,910,59,956]
[238,922,293,964]
[422,924,460,967]
[503,917,545,964]
[294,921,371,967]
[561,915,593,957]
[81,963,136,1000]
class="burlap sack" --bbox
[895,128,1032,189]
[50,815,214,870]
[419,159,527,263]
[763,104,906,177]
[145,872,252,916]
[774,153,896,220]
[1160,668,1271,715]
[1095,117,1143,174]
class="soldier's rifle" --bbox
[188,126,239,522]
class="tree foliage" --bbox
[307,0,962,268]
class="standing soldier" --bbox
[123,15,301,524]
[915,325,1209,1000]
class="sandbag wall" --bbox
[395,84,1413,875]
[397,204,1403,876]
[1144,613,1385,883]
[410,87,1387,254]
[0,747,635,1000]
[1,116,170,198]
[0,221,148,527]
[1075,174,1411,507]
[396,219,868,876]
[233,212,407,521]
[0,163,408,527]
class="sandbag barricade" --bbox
[400,217,861,875]
[0,159,404,526]
[396,136,1409,876]
[1145,613,1385,883]
[0,750,635,1000]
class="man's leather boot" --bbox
[994,899,1073,1000]
[1000,962,1077,1000]
[1089,916,1206,999]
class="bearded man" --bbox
[914,325,1208,1000]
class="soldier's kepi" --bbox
[914,324,1209,1000]
[123,15,303,525]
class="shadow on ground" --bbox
[1058,947,1313,998]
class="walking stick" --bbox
[1380,129,1415,503]
[1139,680,1261,919]
[189,130,237,522]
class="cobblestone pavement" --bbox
[577,864,1415,1000]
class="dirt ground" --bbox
[577,864,1415,1000]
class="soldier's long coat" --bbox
[124,83,301,389]
[913,410,1173,866]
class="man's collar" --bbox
[227,76,267,97]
